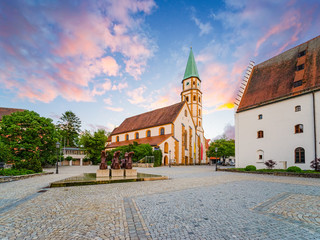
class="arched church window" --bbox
[193,96,196,101]
[164,142,168,153]
[295,147,305,163]
[135,132,139,139]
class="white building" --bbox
[106,48,208,165]
[235,35,320,170]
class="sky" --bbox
[1,0,320,140]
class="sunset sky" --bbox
[1,0,320,139]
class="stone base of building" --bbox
[96,169,110,178]
[111,169,124,177]
[125,169,137,177]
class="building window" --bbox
[146,130,151,137]
[135,132,139,139]
[257,150,264,161]
[125,134,129,141]
[295,124,303,133]
[160,128,165,135]
[295,147,305,163]
[295,105,301,112]
[186,82,190,86]
[164,142,168,153]
[193,81,196,86]
[186,96,189,102]
[258,114,263,120]
[185,110,187,117]
[293,80,303,88]
[298,50,306,57]
[193,96,196,101]
[199,97,201,103]
[257,131,264,138]
[116,136,119,142]
[296,64,305,71]
[184,130,188,149]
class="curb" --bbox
[217,169,320,178]
[0,171,54,183]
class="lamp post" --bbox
[56,141,60,174]
[169,150,171,168]
[215,147,218,171]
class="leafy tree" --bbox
[58,111,81,147]
[0,140,12,163]
[153,150,162,167]
[207,136,235,161]
[106,142,153,163]
[80,129,109,165]
[0,110,59,171]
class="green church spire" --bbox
[183,47,200,80]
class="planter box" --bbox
[111,169,124,177]
[125,169,137,177]
[96,169,109,178]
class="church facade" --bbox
[106,48,207,165]
[235,35,320,170]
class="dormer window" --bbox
[160,127,165,135]
[135,132,139,139]
[125,134,129,141]
[147,130,151,137]
[295,105,301,112]
[116,136,119,142]
[293,80,303,88]
[296,64,304,71]
[258,114,263,120]
[298,50,306,58]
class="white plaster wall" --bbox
[111,124,172,142]
[159,136,176,165]
[236,92,319,170]
[173,103,196,164]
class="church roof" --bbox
[110,102,185,135]
[183,47,200,81]
[106,134,172,149]
[0,107,25,121]
[237,35,320,113]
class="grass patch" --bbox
[0,168,36,176]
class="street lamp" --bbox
[56,141,60,174]
[169,150,171,168]
[215,147,218,171]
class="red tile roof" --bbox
[110,102,185,135]
[106,134,172,149]
[237,35,320,112]
[0,107,25,121]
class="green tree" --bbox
[58,111,81,147]
[0,110,59,171]
[80,129,109,165]
[207,137,235,161]
[0,140,12,163]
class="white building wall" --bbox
[236,92,319,170]
[173,103,197,164]
[158,136,176,165]
[111,124,172,142]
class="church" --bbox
[235,35,320,170]
[106,48,208,165]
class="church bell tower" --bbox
[181,47,203,134]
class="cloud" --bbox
[86,123,111,133]
[0,0,156,103]
[213,123,235,140]
[126,86,147,104]
[105,106,124,112]
[112,82,128,91]
[192,17,212,36]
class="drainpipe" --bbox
[312,91,317,160]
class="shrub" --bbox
[310,158,320,171]
[0,168,35,176]
[286,166,302,172]
[264,160,276,169]
[65,156,73,161]
[153,150,163,167]
[245,165,256,171]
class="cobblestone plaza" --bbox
[1,166,319,239]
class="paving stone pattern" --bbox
[0,166,320,239]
